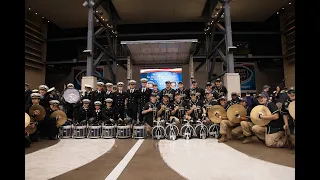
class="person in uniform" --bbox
[25,83,32,105]
[203,90,219,124]
[114,82,128,120]
[160,81,175,103]
[43,100,61,140]
[205,82,213,94]
[176,82,188,101]
[281,87,295,148]
[104,98,116,125]
[139,78,152,123]
[152,84,161,102]
[25,93,43,142]
[92,82,106,108]
[89,101,108,125]
[81,84,93,102]
[170,92,187,130]
[47,87,59,101]
[142,93,159,135]
[226,92,240,109]
[157,94,174,122]
[220,98,253,143]
[39,85,50,108]
[75,99,93,125]
[260,85,270,100]
[185,92,206,123]
[127,80,140,124]
[188,80,205,101]
[105,83,115,105]
[212,78,228,99]
[26,89,40,105]
[250,94,288,148]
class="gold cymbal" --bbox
[250,105,271,126]
[29,105,46,121]
[208,105,227,124]
[50,110,67,127]
[26,125,37,134]
[288,101,295,120]
[227,104,247,123]
[25,113,30,128]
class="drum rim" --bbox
[117,125,131,129]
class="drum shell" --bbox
[194,123,209,139]
[60,125,73,138]
[117,125,132,139]
[208,123,221,139]
[180,123,196,139]
[151,125,165,139]
[102,125,117,138]
[73,125,87,138]
[88,126,102,138]
[132,125,146,139]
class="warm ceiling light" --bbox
[47,20,49,22]
[282,7,284,9]
[289,2,291,5]
[28,7,31,10]
[35,12,37,15]
[276,12,279,14]
[42,16,44,19]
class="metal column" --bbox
[85,0,94,76]
[127,56,132,89]
[224,0,235,73]
[189,55,194,87]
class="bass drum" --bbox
[164,123,179,140]
[63,88,81,104]
[151,125,165,140]
[208,123,221,139]
[194,123,209,139]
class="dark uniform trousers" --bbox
[63,102,76,120]
[76,107,93,125]
[114,91,127,120]
[92,90,106,108]
[127,89,140,123]
[43,109,59,139]
[139,88,152,122]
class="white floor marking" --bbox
[105,139,144,180]
[159,139,295,180]
[26,139,115,180]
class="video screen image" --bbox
[140,68,182,90]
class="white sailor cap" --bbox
[105,83,113,87]
[47,87,56,93]
[105,98,113,103]
[94,101,102,106]
[140,78,148,83]
[129,80,136,84]
[97,82,105,86]
[84,84,92,88]
[31,93,41,99]
[82,99,91,104]
[39,85,49,91]
[219,96,227,100]
[117,82,124,86]
[49,100,60,105]
[32,89,39,93]
[67,83,74,88]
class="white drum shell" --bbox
[88,126,102,139]
[132,125,146,139]
[102,125,117,138]
[73,125,87,139]
[59,125,73,139]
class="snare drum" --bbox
[132,125,146,139]
[208,123,220,139]
[180,122,196,140]
[88,126,102,139]
[101,125,117,138]
[195,121,209,139]
[151,122,165,140]
[59,125,73,139]
[73,125,87,139]
[116,125,131,139]
[165,123,179,140]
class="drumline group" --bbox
[25,78,295,149]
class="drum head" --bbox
[195,124,208,138]
[151,126,165,139]
[63,88,80,104]
[181,125,195,138]
[165,125,179,140]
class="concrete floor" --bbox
[25,137,295,180]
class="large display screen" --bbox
[140,68,182,90]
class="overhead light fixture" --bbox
[289,2,291,5]
[47,20,49,22]
[28,7,31,10]
[42,16,44,18]
[276,12,279,14]
[35,12,37,15]
[282,7,284,9]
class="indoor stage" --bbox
[25,138,295,180]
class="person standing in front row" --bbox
[139,78,152,123]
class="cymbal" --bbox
[50,110,67,127]
[26,125,37,134]
[288,101,295,120]
[250,105,271,126]
[227,104,247,123]
[208,105,227,124]
[25,113,30,128]
[29,105,46,121]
